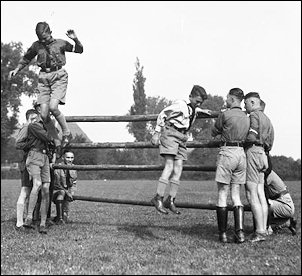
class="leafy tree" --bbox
[127,57,147,141]
[191,94,224,140]
[1,41,38,162]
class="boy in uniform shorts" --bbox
[15,109,39,230]
[211,88,249,243]
[150,85,211,214]
[22,108,54,234]
[8,22,84,152]
[244,92,274,242]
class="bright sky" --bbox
[1,1,301,160]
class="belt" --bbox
[30,148,47,154]
[40,66,62,73]
[244,142,264,149]
[271,190,289,200]
[221,141,244,147]
[166,123,187,134]
[252,142,264,147]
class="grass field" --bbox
[1,179,301,275]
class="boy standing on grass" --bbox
[15,109,38,230]
[9,21,83,153]
[211,88,249,243]
[150,85,211,215]
[244,92,274,242]
[22,105,54,234]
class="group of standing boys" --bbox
[151,86,297,243]
[15,105,77,234]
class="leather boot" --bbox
[55,201,65,224]
[151,194,168,214]
[233,206,245,243]
[216,206,228,243]
[163,195,181,214]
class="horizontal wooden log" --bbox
[66,140,221,149]
[72,195,251,211]
[52,164,217,171]
[65,112,219,122]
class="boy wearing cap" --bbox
[244,92,274,242]
[9,22,83,150]
[150,85,212,215]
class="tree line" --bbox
[1,42,301,180]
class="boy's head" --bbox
[189,85,207,108]
[244,92,261,114]
[25,109,38,124]
[63,150,75,165]
[226,88,244,108]
[36,22,52,44]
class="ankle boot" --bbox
[163,195,181,215]
[216,206,228,243]
[233,206,245,243]
[151,194,168,214]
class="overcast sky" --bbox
[1,1,301,160]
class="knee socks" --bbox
[40,194,49,227]
[169,179,180,198]
[26,189,39,220]
[156,178,169,197]
[55,112,70,136]
[16,202,24,227]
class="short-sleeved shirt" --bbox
[212,107,249,142]
[212,107,249,185]
[246,109,274,152]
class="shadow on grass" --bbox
[72,219,222,241]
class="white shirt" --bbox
[155,99,195,132]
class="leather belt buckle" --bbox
[42,149,46,154]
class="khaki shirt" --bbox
[212,107,249,142]
[246,109,274,151]
[53,164,77,194]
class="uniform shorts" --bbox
[159,126,188,160]
[269,193,295,219]
[215,146,246,185]
[37,68,68,105]
[26,150,51,183]
[246,145,268,185]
